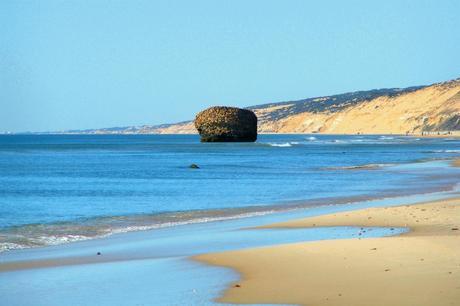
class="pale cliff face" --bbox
[260,80,460,134]
[150,121,196,134]
[159,79,459,135]
[321,81,459,134]
[74,79,459,135]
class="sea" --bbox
[1,134,459,252]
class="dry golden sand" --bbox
[195,197,460,306]
[452,159,460,167]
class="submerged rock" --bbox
[194,106,257,142]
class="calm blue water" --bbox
[0,134,459,250]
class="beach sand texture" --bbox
[195,197,460,306]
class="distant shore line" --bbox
[2,131,460,137]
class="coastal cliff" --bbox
[59,78,460,135]
[253,78,459,134]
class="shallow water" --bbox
[0,134,459,250]
[2,188,459,306]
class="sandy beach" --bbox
[1,158,459,306]
[453,159,460,167]
[196,196,460,306]
[1,152,459,306]
[2,1,459,305]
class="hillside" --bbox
[253,78,460,134]
[56,78,460,135]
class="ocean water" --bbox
[0,134,459,251]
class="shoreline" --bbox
[2,157,459,253]
[1,158,459,305]
[2,176,458,271]
[0,184,456,254]
[1,180,459,305]
[195,196,460,305]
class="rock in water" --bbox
[194,106,257,142]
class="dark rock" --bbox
[97,252,101,255]
[195,106,257,142]
[189,164,200,169]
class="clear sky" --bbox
[1,0,459,132]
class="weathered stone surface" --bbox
[194,106,257,142]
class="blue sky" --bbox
[1,0,459,132]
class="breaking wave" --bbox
[267,142,300,147]
[0,209,277,252]
[426,149,460,153]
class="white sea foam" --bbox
[108,210,276,235]
[0,242,27,252]
[31,234,92,246]
[0,210,278,252]
[306,136,317,141]
[268,142,292,147]
[430,149,460,153]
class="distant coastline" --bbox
[9,77,459,136]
